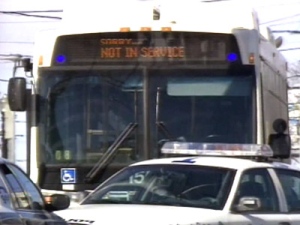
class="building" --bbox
[0,0,63,172]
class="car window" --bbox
[0,170,13,209]
[0,163,45,210]
[274,168,300,212]
[7,164,45,210]
[82,164,236,210]
[0,164,30,209]
[233,168,279,212]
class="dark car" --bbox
[0,157,70,225]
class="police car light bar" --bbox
[161,142,273,157]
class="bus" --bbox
[6,1,291,196]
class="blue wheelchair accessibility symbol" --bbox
[61,168,76,184]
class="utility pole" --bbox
[0,100,7,158]
[0,54,29,164]
[0,97,14,160]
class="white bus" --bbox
[7,1,291,195]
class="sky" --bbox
[0,0,300,165]
[251,0,300,64]
[0,0,299,61]
[0,0,299,91]
[0,0,300,76]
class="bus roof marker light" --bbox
[161,27,172,32]
[227,53,238,62]
[120,27,130,32]
[56,55,66,64]
[38,55,43,66]
[249,53,255,64]
[161,142,274,158]
[141,27,151,31]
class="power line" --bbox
[260,13,300,25]
[280,47,300,51]
[0,10,62,20]
[0,21,59,24]
[269,20,300,27]
[272,30,300,33]
[1,10,62,13]
[0,54,32,60]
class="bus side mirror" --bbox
[7,77,27,111]
[268,118,291,159]
[269,133,291,158]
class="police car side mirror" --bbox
[44,194,70,211]
[232,197,262,212]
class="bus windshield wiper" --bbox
[85,122,138,183]
[155,87,174,142]
[156,121,173,140]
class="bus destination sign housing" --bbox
[52,31,241,66]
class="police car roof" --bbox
[130,156,300,172]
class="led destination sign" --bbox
[52,32,241,65]
[100,38,185,59]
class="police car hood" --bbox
[55,204,223,225]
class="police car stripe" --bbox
[67,219,95,224]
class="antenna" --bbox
[153,4,160,20]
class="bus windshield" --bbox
[37,67,255,165]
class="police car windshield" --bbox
[81,164,236,210]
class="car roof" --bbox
[0,157,12,164]
[130,156,300,172]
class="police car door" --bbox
[274,168,300,225]
[228,168,288,225]
[0,163,66,225]
[0,167,23,225]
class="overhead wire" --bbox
[269,20,300,27]
[272,30,300,33]
[280,47,300,51]
[0,10,61,49]
[260,13,300,25]
[0,10,62,20]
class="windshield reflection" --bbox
[81,164,236,209]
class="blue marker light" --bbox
[56,55,66,64]
[227,53,238,62]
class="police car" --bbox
[0,157,70,225]
[56,142,300,225]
